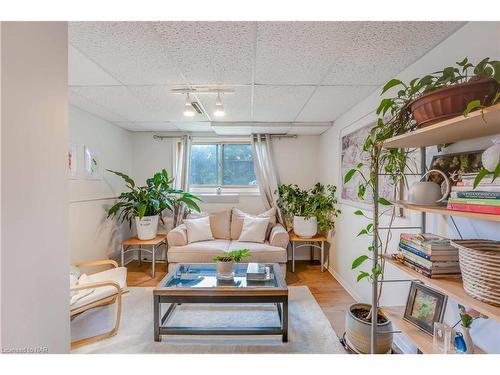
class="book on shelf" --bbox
[396,258,461,279]
[456,178,500,188]
[399,233,456,254]
[447,197,500,206]
[399,248,459,270]
[447,202,500,215]
[451,185,500,193]
[450,191,500,199]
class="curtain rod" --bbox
[153,134,297,140]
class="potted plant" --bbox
[107,169,201,240]
[213,249,251,280]
[277,183,341,238]
[377,57,499,128]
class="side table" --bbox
[289,232,327,272]
[121,234,167,278]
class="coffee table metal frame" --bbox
[153,263,289,342]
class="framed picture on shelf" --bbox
[403,281,447,335]
[84,146,102,180]
[68,143,77,179]
[429,150,484,188]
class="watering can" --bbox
[408,169,450,205]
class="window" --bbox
[189,142,258,194]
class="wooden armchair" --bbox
[70,259,127,349]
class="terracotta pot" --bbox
[410,78,500,127]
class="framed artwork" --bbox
[429,150,484,188]
[84,146,102,180]
[340,121,409,211]
[68,143,77,179]
[404,281,447,335]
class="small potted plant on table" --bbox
[213,249,251,280]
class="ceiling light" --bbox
[183,94,195,117]
[213,93,225,117]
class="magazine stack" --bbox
[447,173,500,215]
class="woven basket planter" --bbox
[451,240,500,307]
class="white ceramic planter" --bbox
[293,216,318,238]
[135,215,159,240]
[216,261,235,280]
[344,303,394,354]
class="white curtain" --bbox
[173,135,192,226]
[251,134,284,224]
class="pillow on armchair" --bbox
[231,207,277,240]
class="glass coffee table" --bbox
[153,263,288,342]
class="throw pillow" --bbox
[230,207,277,240]
[187,210,231,239]
[238,216,270,243]
[183,216,214,243]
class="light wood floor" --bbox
[125,259,355,338]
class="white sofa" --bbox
[166,208,290,273]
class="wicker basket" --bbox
[451,240,500,307]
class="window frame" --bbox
[188,140,259,195]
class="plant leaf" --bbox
[473,168,489,189]
[492,162,500,181]
[352,255,369,269]
[354,210,364,216]
[378,197,392,206]
[381,79,402,94]
[357,271,370,282]
[463,100,482,117]
[344,169,356,184]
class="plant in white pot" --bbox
[107,169,201,240]
[277,183,341,238]
[213,249,251,280]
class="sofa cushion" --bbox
[167,240,231,263]
[71,267,127,310]
[239,216,270,243]
[188,210,231,240]
[229,240,287,263]
[184,216,214,243]
[230,207,277,240]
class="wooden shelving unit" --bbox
[384,256,500,321]
[383,103,500,149]
[383,306,485,354]
[390,200,500,222]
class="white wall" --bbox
[69,106,133,264]
[1,22,70,353]
[319,22,500,353]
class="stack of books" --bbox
[246,263,270,281]
[447,173,500,215]
[397,233,461,278]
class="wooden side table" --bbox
[289,232,327,273]
[121,234,167,278]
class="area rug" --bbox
[71,286,346,354]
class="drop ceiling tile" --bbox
[69,90,129,122]
[323,22,463,85]
[296,85,377,122]
[71,86,154,122]
[127,85,209,122]
[197,87,251,122]
[288,124,332,135]
[69,22,184,85]
[68,45,121,86]
[255,22,364,85]
[175,122,213,132]
[152,22,255,84]
[253,85,315,122]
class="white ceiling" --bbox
[68,21,463,134]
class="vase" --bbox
[293,216,318,238]
[461,326,475,354]
[135,215,159,240]
[216,261,235,280]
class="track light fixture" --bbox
[183,94,195,117]
[213,93,225,117]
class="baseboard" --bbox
[326,266,363,302]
